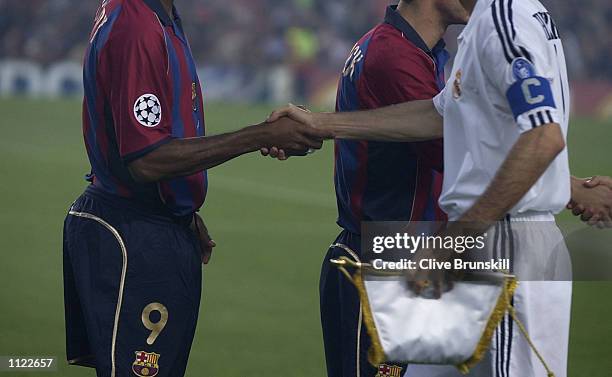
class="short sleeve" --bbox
[104,28,173,162]
[479,19,560,133]
[432,88,447,117]
[359,36,440,107]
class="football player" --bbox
[63,1,329,376]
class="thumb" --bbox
[266,104,294,123]
[266,111,281,123]
[584,176,601,188]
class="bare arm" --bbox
[267,100,443,142]
[454,123,566,231]
[129,118,332,183]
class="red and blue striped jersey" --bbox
[82,0,206,217]
[335,6,449,234]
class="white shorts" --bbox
[404,213,572,377]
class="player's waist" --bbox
[446,207,555,222]
[84,185,194,227]
[507,211,555,222]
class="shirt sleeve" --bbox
[104,26,174,162]
[359,37,444,170]
[360,40,440,105]
[432,87,447,117]
[479,17,560,133]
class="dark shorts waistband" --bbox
[80,185,194,227]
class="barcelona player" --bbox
[318,2,467,376]
[62,0,329,376]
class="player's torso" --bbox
[334,16,447,233]
[82,0,207,216]
[439,0,570,220]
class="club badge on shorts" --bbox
[453,69,463,99]
[375,364,403,377]
[132,351,160,377]
[134,94,162,128]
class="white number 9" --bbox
[142,303,168,345]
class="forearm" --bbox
[312,99,443,141]
[129,125,266,182]
[456,124,565,232]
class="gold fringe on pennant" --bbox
[351,272,387,366]
[456,278,518,374]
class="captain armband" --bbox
[505,58,557,131]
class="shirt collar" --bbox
[384,5,445,57]
[142,0,175,26]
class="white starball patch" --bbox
[133,94,162,127]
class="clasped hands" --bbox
[568,176,612,229]
[258,105,612,231]
[259,104,328,160]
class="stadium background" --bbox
[0,0,610,376]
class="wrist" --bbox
[243,123,271,150]
[570,176,583,196]
[448,216,491,237]
[312,112,335,137]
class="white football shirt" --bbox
[433,0,571,221]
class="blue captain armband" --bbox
[505,58,556,120]
[506,76,556,120]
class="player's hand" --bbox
[259,115,332,160]
[261,104,326,160]
[267,103,316,127]
[584,176,612,190]
[406,248,458,300]
[568,177,612,229]
[191,213,216,264]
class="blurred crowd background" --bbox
[0,0,610,114]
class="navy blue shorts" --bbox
[63,187,202,377]
[320,230,406,377]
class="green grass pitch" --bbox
[0,98,610,376]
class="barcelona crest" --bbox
[132,351,160,377]
[375,364,403,377]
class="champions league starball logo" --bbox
[512,57,536,80]
[134,94,162,128]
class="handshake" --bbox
[568,176,612,229]
[257,104,328,160]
